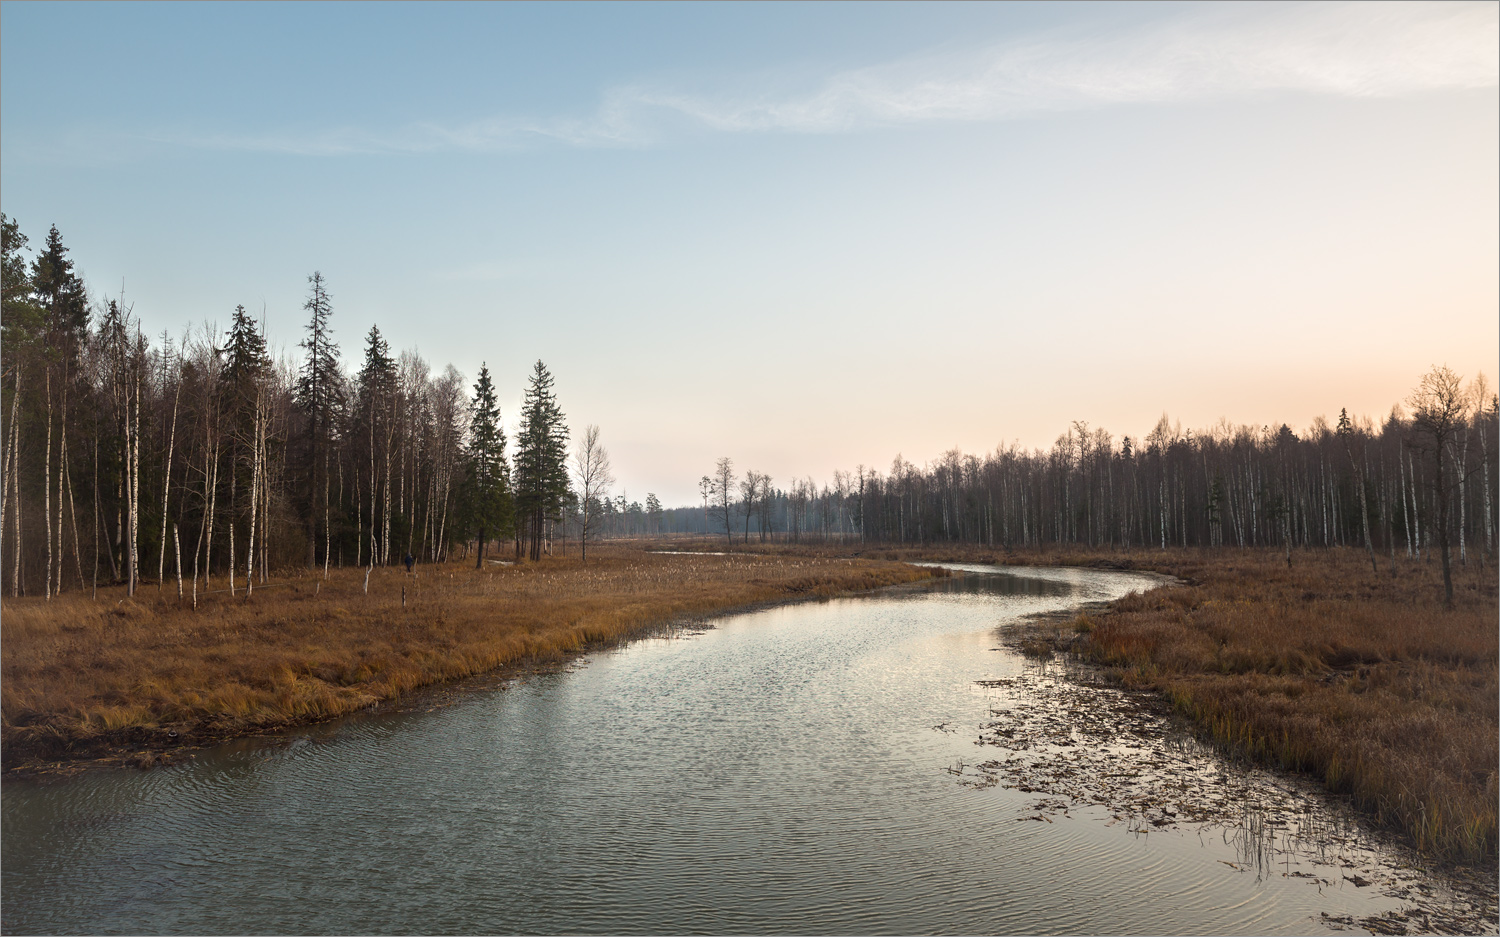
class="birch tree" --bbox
[1408,365,1471,607]
[712,457,735,547]
[572,424,613,563]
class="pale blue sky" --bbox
[3,1,1496,504]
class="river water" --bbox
[3,565,1490,935]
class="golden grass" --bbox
[1,544,939,767]
[690,539,1498,863]
[1079,548,1497,865]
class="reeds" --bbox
[1,545,938,768]
[1074,547,1497,864]
[697,538,1497,864]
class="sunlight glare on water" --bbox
[0,567,1465,935]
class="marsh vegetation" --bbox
[0,545,939,770]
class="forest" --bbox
[1,217,576,601]
[3,215,1497,606]
[686,382,1497,571]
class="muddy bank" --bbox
[959,642,1499,936]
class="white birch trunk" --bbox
[130,370,141,596]
[1407,449,1422,560]
[44,369,53,599]
[158,371,181,587]
[1478,414,1494,555]
[63,430,84,590]
[56,374,66,594]
[1,365,19,567]
[245,390,261,598]
[174,522,183,599]
[324,448,331,579]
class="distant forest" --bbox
[675,390,1496,576]
[3,216,1496,602]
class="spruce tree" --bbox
[219,305,272,581]
[461,364,512,567]
[221,305,269,411]
[29,224,88,349]
[355,325,396,565]
[295,272,342,567]
[514,359,571,561]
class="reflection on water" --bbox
[3,566,1492,936]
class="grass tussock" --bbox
[1,544,938,768]
[688,538,1497,864]
[1080,547,1494,865]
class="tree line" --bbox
[678,368,1495,604]
[5,217,1493,607]
[1,216,579,601]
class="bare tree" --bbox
[739,470,761,544]
[1474,379,1497,559]
[157,338,182,590]
[713,457,735,547]
[1407,365,1471,607]
[756,474,774,542]
[1337,408,1378,575]
[572,424,613,563]
[698,475,712,534]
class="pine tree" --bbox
[355,325,396,566]
[514,360,571,561]
[295,272,342,568]
[461,364,512,567]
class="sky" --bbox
[2,1,1496,506]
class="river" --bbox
[3,565,1492,935]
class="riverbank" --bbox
[0,545,942,774]
[674,538,1498,865]
[1081,548,1497,867]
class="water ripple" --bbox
[4,568,1486,935]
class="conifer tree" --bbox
[221,305,269,406]
[30,225,88,350]
[355,325,396,566]
[461,364,512,567]
[1,215,41,349]
[0,214,40,597]
[514,359,570,561]
[295,272,342,569]
[220,305,271,592]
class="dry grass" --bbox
[691,539,1498,863]
[1080,548,1497,865]
[1,544,939,768]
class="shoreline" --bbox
[665,541,1498,865]
[8,541,1496,869]
[2,552,945,778]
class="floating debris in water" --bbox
[954,660,1499,935]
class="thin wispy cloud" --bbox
[637,2,1497,134]
[74,1,1500,157]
